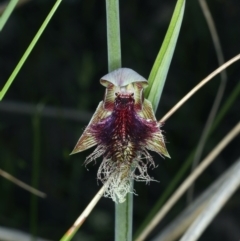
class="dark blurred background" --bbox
[0,0,239,240]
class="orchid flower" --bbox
[71,68,170,203]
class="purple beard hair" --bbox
[90,93,160,165]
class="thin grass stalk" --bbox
[0,0,62,101]
[0,168,46,197]
[106,1,133,240]
[159,53,240,122]
[0,0,18,31]
[59,186,106,241]
[135,122,240,241]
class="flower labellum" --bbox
[71,68,170,203]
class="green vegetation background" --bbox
[0,0,239,240]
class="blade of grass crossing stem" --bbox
[0,0,62,101]
[0,0,18,31]
[145,0,185,112]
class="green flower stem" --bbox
[0,0,62,101]
[106,0,121,72]
[115,187,133,241]
[106,1,132,241]
[0,0,19,31]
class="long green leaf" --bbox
[0,0,19,31]
[145,0,186,112]
[0,0,62,101]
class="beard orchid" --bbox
[71,68,170,203]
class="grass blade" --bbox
[0,168,46,198]
[0,0,18,31]
[59,186,106,241]
[0,0,62,101]
[160,54,240,122]
[144,0,185,112]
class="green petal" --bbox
[146,131,171,158]
[133,82,145,111]
[102,83,116,111]
[140,98,157,120]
